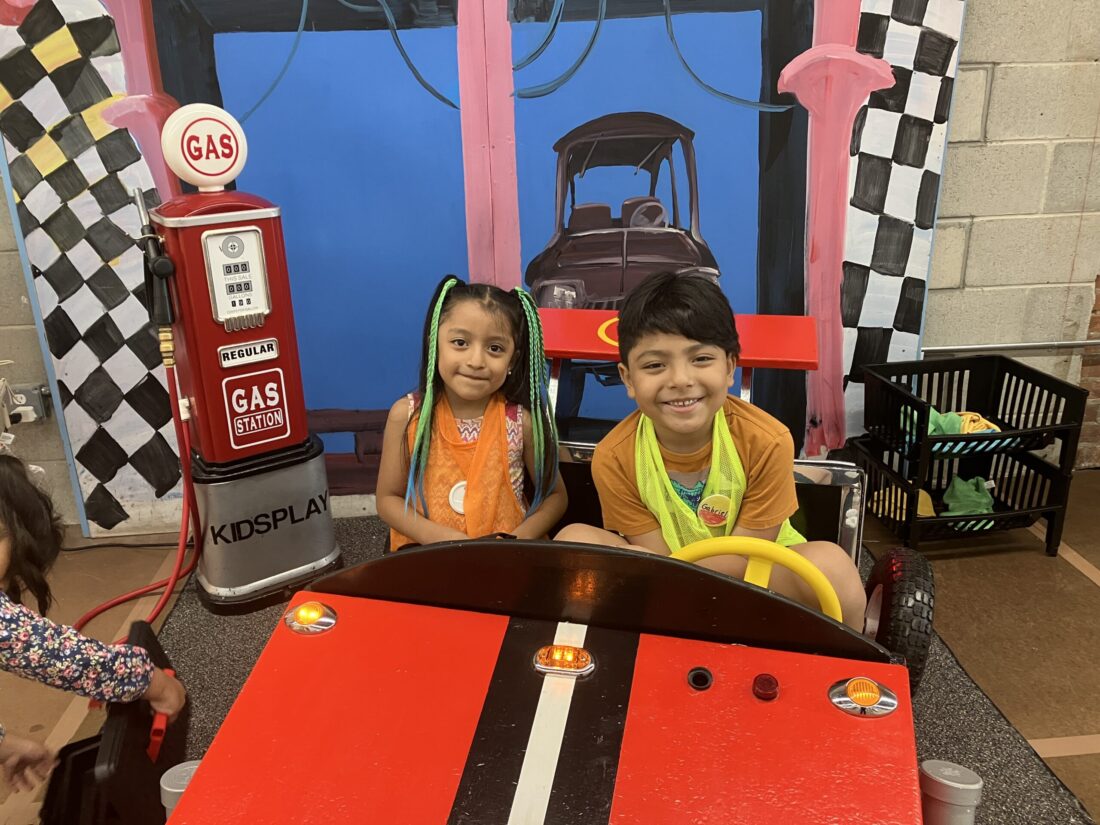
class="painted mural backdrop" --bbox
[512,5,771,422]
[840,0,963,446]
[0,0,179,532]
[0,0,967,530]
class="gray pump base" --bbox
[191,436,339,604]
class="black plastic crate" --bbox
[862,355,1087,471]
[852,436,1070,554]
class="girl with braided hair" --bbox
[377,276,567,548]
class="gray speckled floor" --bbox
[157,518,1093,825]
[913,636,1093,823]
[156,517,388,758]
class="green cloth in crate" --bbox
[902,407,1009,455]
[943,476,996,531]
[931,410,964,435]
[902,406,964,436]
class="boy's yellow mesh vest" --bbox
[635,411,805,551]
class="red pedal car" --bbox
[164,457,934,824]
[39,459,934,823]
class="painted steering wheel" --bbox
[628,201,668,228]
[672,536,843,623]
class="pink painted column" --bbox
[102,0,181,199]
[813,0,864,48]
[456,0,522,287]
[778,0,893,455]
[0,0,32,26]
[0,0,179,196]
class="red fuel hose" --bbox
[72,363,200,635]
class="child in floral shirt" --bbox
[0,455,186,792]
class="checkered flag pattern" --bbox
[1,1,179,530]
[840,0,966,434]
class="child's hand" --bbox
[141,667,188,722]
[0,734,58,792]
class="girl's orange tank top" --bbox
[390,393,525,551]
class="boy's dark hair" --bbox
[617,271,740,364]
[0,455,63,614]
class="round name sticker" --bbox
[449,481,467,515]
[697,494,731,527]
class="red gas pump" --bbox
[143,104,338,605]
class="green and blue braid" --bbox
[405,277,459,516]
[404,277,559,520]
[514,287,559,514]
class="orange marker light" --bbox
[294,602,325,625]
[283,601,336,634]
[829,676,897,717]
[845,677,882,707]
[534,645,595,676]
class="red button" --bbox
[752,673,779,701]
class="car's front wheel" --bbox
[864,546,935,692]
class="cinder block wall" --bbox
[0,201,79,522]
[924,0,1100,467]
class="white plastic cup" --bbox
[160,759,202,820]
[920,760,983,825]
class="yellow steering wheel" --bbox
[671,536,843,623]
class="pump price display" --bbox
[203,227,270,324]
[222,368,291,449]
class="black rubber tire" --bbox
[865,546,935,692]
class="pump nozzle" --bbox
[134,186,152,229]
[133,189,175,327]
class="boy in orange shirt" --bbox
[557,272,866,629]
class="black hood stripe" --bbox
[447,619,639,824]
[448,618,555,824]
[544,624,640,824]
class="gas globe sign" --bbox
[182,122,236,174]
[162,104,248,190]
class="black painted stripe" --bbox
[544,625,639,825]
[447,620,641,824]
[447,617,557,825]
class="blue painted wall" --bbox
[215,27,466,449]
[214,12,762,432]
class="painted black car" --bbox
[526,112,719,309]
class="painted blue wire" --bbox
[663,0,792,113]
[515,0,605,99]
[513,0,566,70]
[240,0,309,123]
[337,0,458,109]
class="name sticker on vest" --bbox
[698,494,731,527]
[449,481,467,515]
[218,338,279,369]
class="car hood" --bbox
[527,228,713,306]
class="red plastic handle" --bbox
[146,668,174,762]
